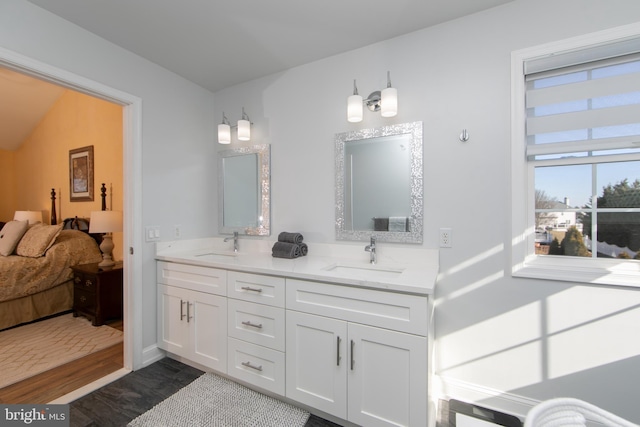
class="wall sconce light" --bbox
[218,107,252,144]
[347,71,398,123]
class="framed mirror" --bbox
[335,121,423,243]
[218,144,270,236]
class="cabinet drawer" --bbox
[227,271,284,307]
[74,274,96,292]
[74,287,96,312]
[157,261,227,296]
[228,299,285,351]
[227,337,285,395]
[286,279,428,336]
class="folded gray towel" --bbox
[272,242,301,259]
[299,242,308,256]
[373,218,389,231]
[278,232,304,244]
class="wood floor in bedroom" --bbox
[0,318,124,404]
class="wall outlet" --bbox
[439,227,452,248]
[174,225,182,239]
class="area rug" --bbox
[128,373,310,427]
[0,313,123,389]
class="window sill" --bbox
[513,255,640,288]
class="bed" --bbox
[0,188,105,330]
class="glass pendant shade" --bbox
[218,123,231,144]
[237,119,251,141]
[347,94,363,122]
[381,87,398,117]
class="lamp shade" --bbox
[237,119,251,141]
[381,86,398,117]
[89,210,123,233]
[14,210,43,225]
[218,123,231,144]
[347,93,363,122]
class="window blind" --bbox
[525,45,640,158]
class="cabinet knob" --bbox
[85,279,93,287]
[74,276,81,284]
[80,295,87,303]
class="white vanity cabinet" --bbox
[286,278,428,427]
[226,271,286,395]
[157,262,227,372]
[156,257,432,427]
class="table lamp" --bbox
[89,210,123,269]
[14,210,43,225]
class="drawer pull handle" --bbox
[180,300,186,321]
[85,279,93,287]
[240,286,263,293]
[337,336,342,366]
[80,295,87,303]
[241,361,263,372]
[74,277,81,284]
[350,340,355,371]
[241,320,263,329]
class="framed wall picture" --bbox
[69,145,94,202]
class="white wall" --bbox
[214,0,640,422]
[3,0,640,422]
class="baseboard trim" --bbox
[141,344,165,367]
[436,375,540,421]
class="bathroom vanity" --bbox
[156,238,437,427]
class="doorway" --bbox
[0,46,143,379]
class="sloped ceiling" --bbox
[26,0,514,92]
[0,69,65,151]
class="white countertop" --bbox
[156,238,438,295]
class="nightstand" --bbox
[72,262,123,326]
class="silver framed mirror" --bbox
[335,121,423,243]
[218,144,270,236]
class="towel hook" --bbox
[459,129,470,142]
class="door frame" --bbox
[0,46,143,370]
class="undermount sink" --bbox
[194,251,238,260]
[322,262,405,280]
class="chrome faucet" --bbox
[224,231,239,252]
[364,236,377,264]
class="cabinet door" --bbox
[190,291,227,372]
[348,323,427,427]
[157,284,189,356]
[286,310,348,419]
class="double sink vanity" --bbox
[156,238,437,427]
[155,121,436,426]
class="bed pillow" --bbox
[0,220,29,256]
[15,223,64,258]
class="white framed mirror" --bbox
[335,121,423,243]
[218,144,270,236]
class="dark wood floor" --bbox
[69,357,342,427]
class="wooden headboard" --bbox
[50,183,107,225]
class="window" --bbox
[512,24,640,287]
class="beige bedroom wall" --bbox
[14,89,124,261]
[0,149,17,221]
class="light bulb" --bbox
[237,119,251,141]
[381,87,397,117]
[218,123,231,144]
[347,94,363,122]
